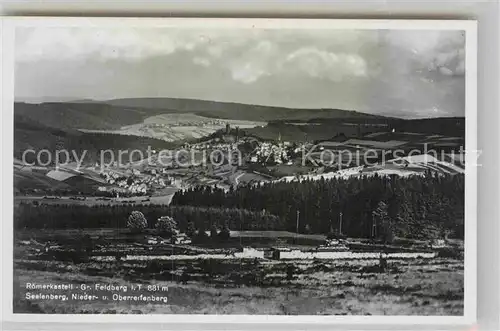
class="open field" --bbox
[280,152,465,182]
[13,227,464,315]
[13,255,463,315]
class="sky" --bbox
[14,27,466,118]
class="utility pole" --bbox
[295,210,300,244]
[296,210,300,234]
[339,212,343,235]
[371,212,377,238]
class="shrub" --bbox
[185,221,196,238]
[193,228,209,244]
[127,211,147,233]
[304,224,311,234]
[327,230,346,240]
[145,260,163,273]
[81,234,93,254]
[326,231,337,240]
[155,216,178,237]
[437,247,463,259]
[286,265,295,280]
[218,225,231,242]
[115,251,125,261]
[210,225,218,239]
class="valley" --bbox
[12,97,466,316]
[14,98,465,205]
[10,24,470,318]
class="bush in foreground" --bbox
[155,216,178,237]
[436,247,463,260]
[127,211,148,233]
[218,225,231,242]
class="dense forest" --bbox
[15,172,465,241]
[171,172,465,240]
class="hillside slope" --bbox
[14,102,168,131]
[105,97,385,122]
[14,114,178,164]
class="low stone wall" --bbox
[91,248,434,262]
[110,247,265,261]
[278,250,436,260]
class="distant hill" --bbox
[104,97,385,122]
[14,98,464,152]
[69,99,103,104]
[14,102,169,131]
[14,114,178,165]
[15,98,387,132]
[243,117,464,143]
[392,117,465,138]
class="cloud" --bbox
[15,28,200,62]
[227,40,276,84]
[207,45,224,58]
[429,48,465,76]
[383,30,465,77]
[281,48,367,82]
[16,28,464,81]
[193,57,211,67]
[15,27,466,117]
[216,39,369,84]
[230,62,269,84]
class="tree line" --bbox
[171,172,465,240]
[14,203,282,232]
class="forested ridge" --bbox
[15,172,465,241]
[171,172,465,240]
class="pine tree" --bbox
[372,201,394,243]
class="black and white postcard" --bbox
[0,18,477,326]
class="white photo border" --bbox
[0,17,478,326]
